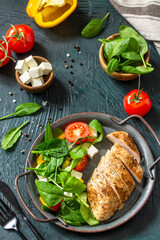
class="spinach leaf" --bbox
[107,58,120,74]
[45,121,53,141]
[64,176,86,194]
[32,139,69,158]
[44,156,65,177]
[121,51,141,61]
[52,128,64,138]
[35,179,64,206]
[125,37,139,53]
[120,25,148,66]
[80,203,100,226]
[0,103,41,120]
[81,13,109,39]
[59,172,71,187]
[89,119,103,144]
[26,161,49,176]
[104,38,130,61]
[121,65,154,74]
[63,146,87,172]
[1,120,29,150]
[58,199,85,224]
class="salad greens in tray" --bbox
[26,119,104,226]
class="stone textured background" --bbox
[0,0,160,239]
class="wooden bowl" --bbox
[15,56,54,93]
[99,33,150,81]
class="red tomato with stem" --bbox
[6,24,34,53]
[74,155,88,171]
[50,201,62,212]
[123,89,151,116]
[65,122,90,143]
[0,39,11,67]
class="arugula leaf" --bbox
[81,13,109,39]
[89,119,103,144]
[32,139,69,158]
[45,121,53,141]
[63,146,87,172]
[0,103,41,121]
[35,179,64,206]
[58,199,85,225]
[64,176,86,194]
[80,203,100,226]
[1,120,29,150]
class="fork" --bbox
[0,198,27,240]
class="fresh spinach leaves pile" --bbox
[27,119,103,226]
[100,25,154,75]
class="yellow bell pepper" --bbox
[36,154,45,166]
[26,0,77,28]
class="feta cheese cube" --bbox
[38,178,47,182]
[29,66,43,78]
[87,145,99,159]
[64,192,73,197]
[39,62,52,75]
[19,71,32,84]
[31,77,44,87]
[15,60,28,74]
[25,55,38,68]
[71,169,83,179]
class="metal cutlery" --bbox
[0,180,44,240]
[0,197,27,240]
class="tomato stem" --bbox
[10,24,26,46]
[0,36,16,66]
[129,75,143,104]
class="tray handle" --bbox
[110,114,160,180]
[15,171,67,226]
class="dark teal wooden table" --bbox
[0,0,160,239]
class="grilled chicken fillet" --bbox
[107,131,140,163]
[111,143,144,183]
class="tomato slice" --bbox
[65,122,90,143]
[74,155,88,171]
[50,202,62,212]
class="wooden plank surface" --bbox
[0,0,160,239]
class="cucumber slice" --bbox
[81,142,91,151]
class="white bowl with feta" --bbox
[15,55,54,93]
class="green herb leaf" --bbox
[58,199,85,224]
[107,57,120,74]
[81,13,109,39]
[104,38,130,61]
[0,103,41,120]
[120,25,148,66]
[1,120,29,150]
[32,139,69,158]
[121,51,141,61]
[63,146,87,172]
[45,121,53,141]
[89,119,103,144]
[80,203,100,226]
[52,128,64,138]
[64,176,86,194]
[35,179,64,206]
[121,65,154,74]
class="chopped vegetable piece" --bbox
[65,122,90,143]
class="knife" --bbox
[0,180,44,240]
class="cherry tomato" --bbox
[65,122,90,143]
[6,24,34,53]
[0,39,11,67]
[123,89,151,116]
[50,202,62,212]
[74,155,88,171]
